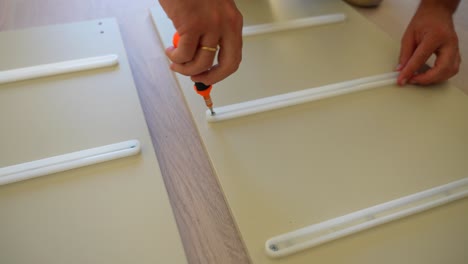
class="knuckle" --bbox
[450,34,459,43]
[227,60,240,74]
[444,34,459,46]
[235,55,242,68]
[416,74,435,85]
[432,25,450,38]
[209,13,222,28]
[226,55,242,75]
[226,9,243,31]
[452,63,460,75]
[434,27,458,43]
[432,29,446,39]
[439,66,452,77]
[228,65,238,75]
[190,17,205,31]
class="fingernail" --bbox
[165,46,175,53]
[395,64,403,71]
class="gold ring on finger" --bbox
[200,46,218,52]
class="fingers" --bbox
[192,25,243,84]
[397,4,460,86]
[170,34,220,77]
[409,45,460,85]
[165,33,200,64]
[397,31,416,71]
[162,0,243,84]
[397,35,440,86]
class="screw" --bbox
[269,244,279,251]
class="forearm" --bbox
[419,0,460,14]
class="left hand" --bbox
[397,4,461,86]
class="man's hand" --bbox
[159,0,243,85]
[397,0,461,86]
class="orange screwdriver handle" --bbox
[172,32,213,96]
[172,32,180,48]
[194,82,212,97]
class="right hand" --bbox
[159,0,243,85]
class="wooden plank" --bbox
[0,1,250,264]
[0,19,187,264]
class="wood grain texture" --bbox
[0,19,187,264]
[0,1,249,264]
[0,1,467,263]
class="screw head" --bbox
[269,244,279,251]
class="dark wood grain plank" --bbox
[0,1,250,263]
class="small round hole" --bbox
[98,22,103,25]
[100,31,104,34]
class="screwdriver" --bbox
[172,32,215,115]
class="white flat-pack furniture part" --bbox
[242,13,346,37]
[266,177,468,258]
[0,54,119,85]
[152,0,468,263]
[0,18,188,264]
[0,140,141,186]
[207,72,398,122]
